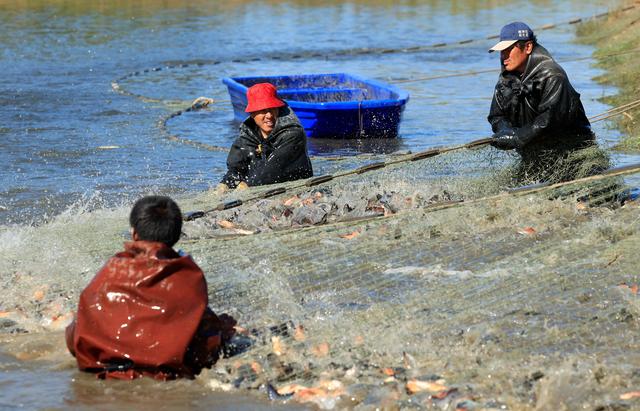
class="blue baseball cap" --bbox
[489,22,535,52]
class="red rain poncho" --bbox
[66,240,235,380]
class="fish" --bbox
[620,391,640,400]
[268,379,344,406]
[266,383,293,401]
[406,378,448,394]
[266,383,294,401]
[294,383,344,409]
[208,379,233,392]
[619,282,639,295]
[432,387,458,400]
[294,387,329,402]
[217,220,236,229]
[339,229,361,239]
[271,336,285,356]
[283,195,301,207]
[250,361,262,374]
[293,324,306,342]
[276,383,308,395]
[382,367,395,376]
[517,226,536,235]
[32,288,46,301]
[311,342,330,357]
[318,380,343,392]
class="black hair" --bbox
[515,35,537,49]
[129,195,182,246]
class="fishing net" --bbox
[2,141,639,409]
[173,145,638,410]
[1,129,639,410]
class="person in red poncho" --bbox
[66,195,236,380]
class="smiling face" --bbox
[500,41,533,73]
[251,107,280,139]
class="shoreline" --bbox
[577,1,640,150]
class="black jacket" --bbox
[488,44,594,154]
[220,106,313,188]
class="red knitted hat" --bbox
[245,83,286,113]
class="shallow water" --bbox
[3,1,640,410]
[0,333,306,411]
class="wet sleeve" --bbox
[201,308,237,342]
[488,85,514,133]
[220,139,251,189]
[513,74,572,146]
[185,308,237,370]
[247,128,311,186]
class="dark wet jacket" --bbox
[65,240,236,380]
[220,106,313,189]
[488,44,594,156]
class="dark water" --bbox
[1,1,638,410]
[0,0,632,226]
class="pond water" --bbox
[1,0,633,225]
[2,1,638,410]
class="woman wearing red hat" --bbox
[218,83,312,191]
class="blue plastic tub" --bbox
[222,73,410,139]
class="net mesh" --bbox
[1,146,639,410]
[178,147,640,409]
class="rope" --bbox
[156,97,229,153]
[588,97,640,123]
[182,160,640,242]
[111,5,639,105]
[390,47,640,85]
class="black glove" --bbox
[491,128,520,150]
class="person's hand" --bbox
[218,313,237,327]
[491,128,519,150]
[235,181,249,191]
[218,313,237,340]
[215,183,229,195]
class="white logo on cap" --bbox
[518,29,529,38]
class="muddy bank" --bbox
[577,2,640,150]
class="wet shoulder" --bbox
[275,106,303,130]
[236,119,262,146]
[527,45,568,80]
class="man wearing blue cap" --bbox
[487,22,599,183]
